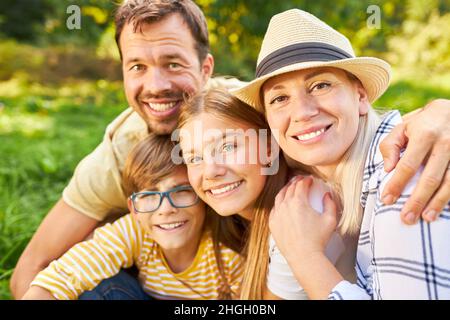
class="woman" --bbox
[231,9,450,299]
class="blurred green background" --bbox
[0,0,449,299]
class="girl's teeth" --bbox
[158,221,185,230]
[210,181,241,195]
[148,102,176,112]
[297,128,326,141]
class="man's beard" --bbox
[136,90,186,135]
[147,116,179,135]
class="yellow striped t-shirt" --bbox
[30,214,243,300]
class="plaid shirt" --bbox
[329,111,450,300]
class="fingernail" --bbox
[382,194,395,205]
[424,210,437,222]
[404,212,417,224]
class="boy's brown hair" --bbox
[114,0,209,63]
[122,133,177,196]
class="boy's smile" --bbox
[129,167,206,270]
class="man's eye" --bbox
[168,63,181,70]
[130,64,145,72]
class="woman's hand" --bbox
[269,176,338,263]
[380,99,450,224]
[268,176,344,299]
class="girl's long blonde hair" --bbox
[178,88,289,299]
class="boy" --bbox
[22,134,243,300]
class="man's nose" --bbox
[143,67,172,95]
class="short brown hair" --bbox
[122,133,178,196]
[114,0,209,63]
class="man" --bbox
[10,0,450,299]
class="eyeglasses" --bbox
[130,185,199,213]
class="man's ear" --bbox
[201,53,214,83]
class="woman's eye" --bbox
[269,95,288,105]
[311,82,331,93]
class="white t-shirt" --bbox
[267,177,346,300]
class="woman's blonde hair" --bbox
[318,72,382,235]
[178,88,289,299]
[332,107,381,235]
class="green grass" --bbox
[0,79,126,299]
[0,75,448,300]
[375,77,450,114]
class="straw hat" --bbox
[231,9,391,110]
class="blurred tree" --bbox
[0,0,50,41]
[39,0,114,47]
[387,0,450,77]
[1,0,448,81]
[0,0,114,47]
[200,0,414,79]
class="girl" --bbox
[231,9,450,299]
[22,133,245,300]
[176,88,350,299]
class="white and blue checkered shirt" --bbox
[329,111,450,300]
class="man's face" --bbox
[120,13,214,134]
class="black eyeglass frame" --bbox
[130,185,199,213]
